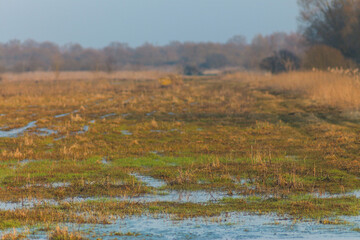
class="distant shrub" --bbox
[303,45,355,70]
[260,50,300,73]
[200,53,229,69]
[183,65,202,76]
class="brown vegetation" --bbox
[48,226,85,240]
[262,70,360,109]
[0,70,166,83]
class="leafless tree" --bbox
[298,0,360,63]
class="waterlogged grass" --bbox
[1,72,360,237]
[1,195,360,231]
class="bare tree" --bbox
[298,0,360,62]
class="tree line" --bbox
[0,33,304,73]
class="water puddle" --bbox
[168,112,175,116]
[121,130,132,135]
[121,113,130,118]
[131,190,242,203]
[128,173,241,203]
[54,125,89,139]
[9,159,37,170]
[0,199,58,211]
[22,182,71,189]
[18,159,37,166]
[150,130,165,133]
[230,177,253,185]
[7,213,360,240]
[3,189,360,212]
[311,190,360,198]
[0,121,37,138]
[63,190,242,204]
[54,136,66,141]
[146,111,156,116]
[0,114,5,117]
[76,125,89,134]
[101,158,110,165]
[3,173,359,212]
[131,173,166,188]
[100,113,117,119]
[36,128,58,136]
[89,120,96,124]
[54,113,69,118]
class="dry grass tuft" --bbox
[48,226,85,240]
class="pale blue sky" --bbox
[0,0,299,48]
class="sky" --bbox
[0,0,299,48]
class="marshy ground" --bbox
[0,71,360,239]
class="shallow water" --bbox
[128,190,242,203]
[0,198,58,211]
[36,128,58,136]
[100,113,117,119]
[0,121,37,137]
[54,136,66,141]
[127,173,242,203]
[3,187,360,212]
[146,111,156,116]
[76,125,89,134]
[150,129,165,133]
[9,213,360,240]
[54,113,69,118]
[22,182,71,189]
[312,190,360,198]
[121,113,130,118]
[18,159,38,166]
[121,130,132,135]
[101,157,110,165]
[0,189,243,211]
[2,173,359,211]
[131,173,166,188]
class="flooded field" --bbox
[4,213,360,239]
[0,72,360,239]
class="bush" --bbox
[260,50,300,73]
[200,53,229,69]
[303,45,356,70]
[183,65,202,76]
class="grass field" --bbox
[1,70,360,239]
